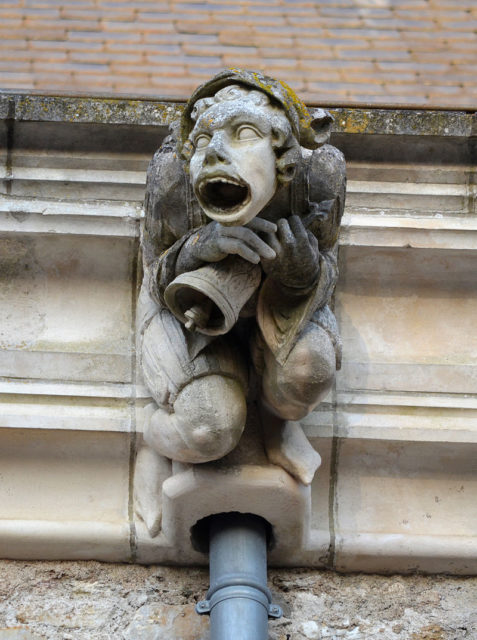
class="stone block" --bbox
[0,429,130,524]
[159,464,311,564]
[0,233,135,383]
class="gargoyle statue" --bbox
[134,69,346,536]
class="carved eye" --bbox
[194,134,211,149]
[236,126,261,141]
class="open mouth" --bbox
[198,176,250,212]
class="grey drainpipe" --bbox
[195,513,282,640]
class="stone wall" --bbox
[0,93,476,573]
[0,560,476,639]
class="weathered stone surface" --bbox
[0,92,472,137]
[329,107,473,137]
[5,94,183,127]
[124,604,208,640]
[0,561,475,640]
[0,631,40,640]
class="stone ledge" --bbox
[2,196,476,248]
[1,91,475,137]
[0,521,131,563]
[2,517,476,574]
[335,532,477,574]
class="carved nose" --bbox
[204,147,228,166]
[204,138,230,166]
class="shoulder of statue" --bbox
[144,132,187,223]
[305,144,346,200]
[301,144,346,251]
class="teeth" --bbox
[206,177,240,185]
[197,175,250,213]
[198,176,244,199]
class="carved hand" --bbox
[180,218,277,269]
[261,215,320,292]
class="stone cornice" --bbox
[0,91,475,137]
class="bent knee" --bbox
[263,326,336,421]
[282,326,336,389]
[174,375,247,461]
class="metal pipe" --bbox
[196,513,282,640]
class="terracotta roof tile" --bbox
[0,0,475,108]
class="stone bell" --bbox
[164,256,262,335]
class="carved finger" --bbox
[247,218,278,235]
[262,231,281,257]
[307,229,319,254]
[218,237,261,264]
[224,226,276,260]
[289,215,308,242]
[277,218,294,246]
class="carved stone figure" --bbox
[135,69,346,536]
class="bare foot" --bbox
[260,405,321,485]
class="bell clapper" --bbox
[184,300,212,331]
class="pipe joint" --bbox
[196,584,282,619]
[208,572,274,603]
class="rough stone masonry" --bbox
[0,561,476,639]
